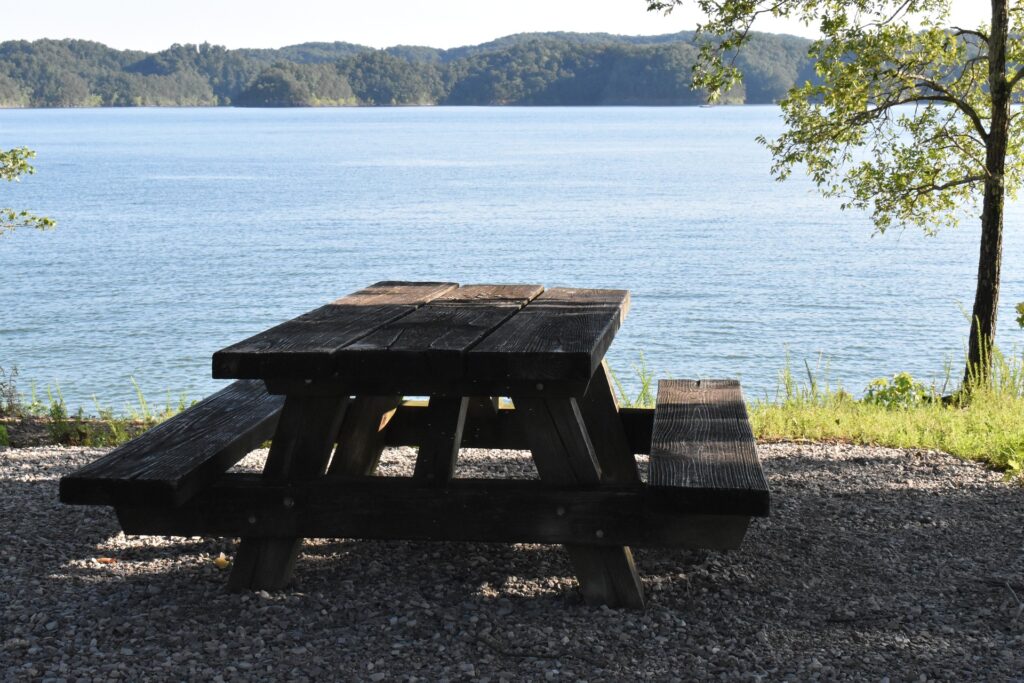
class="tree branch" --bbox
[951,27,990,42]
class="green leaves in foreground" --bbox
[1,147,55,237]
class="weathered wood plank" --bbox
[335,285,543,382]
[412,396,469,486]
[212,281,457,379]
[431,284,545,306]
[327,395,402,477]
[468,288,629,383]
[59,380,283,507]
[514,397,602,485]
[649,379,770,516]
[514,392,645,608]
[577,362,641,485]
[115,476,752,550]
[228,393,349,592]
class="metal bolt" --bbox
[595,529,604,539]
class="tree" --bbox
[1,147,55,236]
[647,0,1021,387]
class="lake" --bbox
[2,106,1022,411]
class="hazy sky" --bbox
[0,0,991,52]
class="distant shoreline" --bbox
[0,32,812,108]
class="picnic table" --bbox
[61,281,770,609]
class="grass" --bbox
[0,367,190,447]
[610,349,1024,478]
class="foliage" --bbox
[0,34,814,107]
[0,372,189,447]
[862,372,933,410]
[1,147,55,237]
[647,0,1021,387]
[609,353,657,408]
[749,349,1024,476]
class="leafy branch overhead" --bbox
[1,147,55,236]
[647,0,1022,387]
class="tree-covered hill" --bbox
[0,32,814,107]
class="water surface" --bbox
[2,107,1021,410]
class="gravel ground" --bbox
[2,442,1023,682]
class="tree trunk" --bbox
[964,0,1010,388]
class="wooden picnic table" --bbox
[61,281,770,609]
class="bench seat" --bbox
[646,379,770,544]
[59,380,284,507]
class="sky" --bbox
[0,0,991,52]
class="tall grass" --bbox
[750,347,1024,476]
[0,367,189,447]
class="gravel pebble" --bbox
[1,442,1023,681]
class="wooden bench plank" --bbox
[212,281,458,379]
[337,284,543,380]
[649,379,770,516]
[115,475,751,550]
[59,380,284,507]
[467,288,630,382]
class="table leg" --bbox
[577,361,641,485]
[228,394,349,591]
[513,393,646,609]
[412,396,469,486]
[327,395,402,477]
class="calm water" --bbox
[2,106,1023,410]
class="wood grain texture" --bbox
[115,476,752,550]
[649,379,770,516]
[212,281,457,379]
[335,284,542,382]
[515,393,645,608]
[59,380,283,507]
[468,288,629,382]
[577,362,641,484]
[228,393,349,592]
[327,395,402,477]
[412,396,468,486]
[430,284,545,306]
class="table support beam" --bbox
[514,383,646,609]
[328,395,402,477]
[228,394,349,591]
[412,396,469,485]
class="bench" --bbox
[58,282,770,609]
[59,380,284,507]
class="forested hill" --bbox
[0,32,815,108]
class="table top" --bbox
[212,281,629,395]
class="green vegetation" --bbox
[750,355,1024,478]
[1,147,55,236]
[648,0,1023,388]
[0,367,188,447]
[0,32,814,108]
